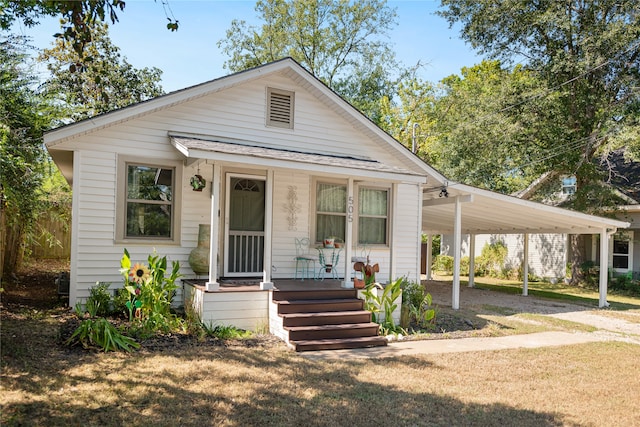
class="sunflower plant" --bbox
[120,248,182,332]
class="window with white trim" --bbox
[117,157,182,242]
[358,187,389,245]
[612,231,633,272]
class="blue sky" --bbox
[14,0,483,93]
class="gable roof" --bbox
[605,148,640,204]
[44,57,444,185]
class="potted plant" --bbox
[323,237,335,248]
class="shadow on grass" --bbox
[1,317,570,427]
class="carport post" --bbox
[452,196,462,309]
[522,233,529,296]
[599,228,610,308]
[468,234,475,288]
[426,234,433,280]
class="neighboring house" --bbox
[46,58,628,337]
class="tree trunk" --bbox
[569,234,587,285]
[2,221,24,279]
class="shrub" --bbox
[401,280,435,330]
[475,242,508,277]
[84,282,113,317]
[433,254,454,274]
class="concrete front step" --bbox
[276,298,364,314]
[286,322,380,341]
[292,336,388,352]
[281,310,372,327]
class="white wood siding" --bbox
[393,183,422,282]
[185,284,269,332]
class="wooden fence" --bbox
[28,211,71,260]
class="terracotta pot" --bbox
[354,278,365,289]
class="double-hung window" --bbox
[117,157,182,243]
[612,231,633,272]
[315,182,346,243]
[358,187,388,245]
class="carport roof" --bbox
[422,182,630,235]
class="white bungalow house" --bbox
[46,58,628,350]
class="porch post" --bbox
[468,233,475,288]
[390,182,399,282]
[522,233,529,296]
[206,163,221,291]
[260,169,274,290]
[342,177,354,288]
[599,228,610,307]
[426,234,433,280]
[452,196,462,310]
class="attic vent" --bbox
[267,88,294,129]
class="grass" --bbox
[433,273,640,310]
[2,308,640,426]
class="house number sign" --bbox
[347,196,354,222]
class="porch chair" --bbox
[294,237,316,280]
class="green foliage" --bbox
[218,0,402,123]
[85,282,113,317]
[438,0,640,208]
[206,324,253,340]
[433,254,454,274]
[38,22,164,122]
[362,277,403,334]
[610,272,640,296]
[66,317,139,352]
[475,242,508,278]
[119,249,182,333]
[401,280,436,330]
[0,35,55,277]
[1,0,178,65]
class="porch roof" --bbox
[422,182,630,235]
[170,135,426,183]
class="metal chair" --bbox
[294,238,315,280]
[315,247,342,280]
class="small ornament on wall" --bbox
[190,164,206,191]
[283,185,301,231]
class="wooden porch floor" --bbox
[183,278,348,292]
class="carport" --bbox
[421,182,630,309]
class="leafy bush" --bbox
[84,282,113,317]
[475,242,508,277]
[433,255,454,274]
[610,272,640,295]
[401,280,435,330]
[362,277,404,335]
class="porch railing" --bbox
[227,231,265,274]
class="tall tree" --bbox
[39,22,164,121]
[0,0,178,66]
[218,0,401,122]
[0,35,52,279]
[438,0,640,210]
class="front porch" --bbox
[183,278,348,332]
[183,278,395,351]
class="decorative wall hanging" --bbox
[283,185,301,231]
[190,165,206,191]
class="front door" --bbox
[224,174,265,277]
